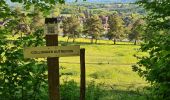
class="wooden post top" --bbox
[45,18,62,24]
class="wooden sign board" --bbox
[24,46,80,58]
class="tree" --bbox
[128,19,144,45]
[107,14,124,44]
[0,0,65,99]
[0,0,65,37]
[132,0,170,99]
[123,16,133,27]
[51,5,61,17]
[12,6,31,36]
[84,15,104,43]
[62,15,81,43]
[30,7,45,31]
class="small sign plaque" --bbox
[24,46,80,58]
[45,24,58,35]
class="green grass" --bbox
[3,35,149,99]
[58,37,148,100]
[5,35,148,99]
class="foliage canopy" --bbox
[133,0,170,99]
[107,14,124,44]
[0,0,65,99]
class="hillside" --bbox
[86,0,136,3]
[66,0,136,3]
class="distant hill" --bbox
[66,0,136,3]
[87,0,135,3]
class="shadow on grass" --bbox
[60,80,149,100]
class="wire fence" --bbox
[59,61,135,65]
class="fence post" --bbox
[80,48,85,100]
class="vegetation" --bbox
[0,0,61,99]
[59,37,148,100]
[0,31,46,100]
[83,15,104,43]
[62,15,81,43]
[2,0,170,100]
[0,34,148,99]
[132,0,170,100]
[107,14,124,44]
[128,19,144,45]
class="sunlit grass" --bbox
[5,35,148,99]
[59,37,148,94]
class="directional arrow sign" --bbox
[24,46,80,58]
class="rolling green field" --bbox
[58,37,149,100]
[5,35,149,99]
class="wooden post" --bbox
[80,48,85,100]
[45,18,60,100]
[46,35,60,100]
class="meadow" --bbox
[58,37,149,100]
[4,35,149,100]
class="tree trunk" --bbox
[114,39,116,45]
[95,39,97,44]
[134,39,137,45]
[73,38,75,43]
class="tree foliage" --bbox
[84,15,104,43]
[62,15,81,42]
[0,30,48,99]
[132,0,170,99]
[0,0,64,19]
[128,19,144,45]
[107,14,124,44]
[0,0,65,99]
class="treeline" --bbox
[68,3,144,14]
[56,4,144,45]
[6,3,145,45]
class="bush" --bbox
[133,0,170,99]
[60,80,79,100]
[0,29,48,100]
[60,80,105,100]
[132,34,170,100]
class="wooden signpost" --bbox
[23,18,86,100]
[46,34,60,100]
[24,46,80,58]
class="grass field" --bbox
[58,37,149,100]
[4,35,149,99]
